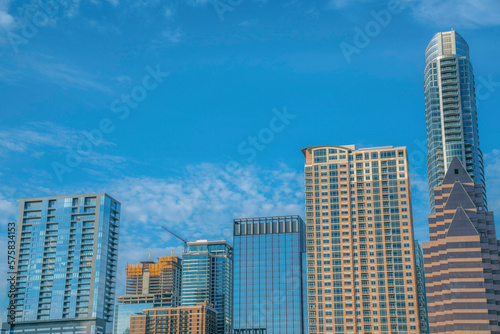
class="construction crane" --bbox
[161,225,188,253]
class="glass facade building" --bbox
[118,254,182,307]
[233,216,307,334]
[414,241,428,334]
[7,193,120,334]
[181,240,233,334]
[425,30,486,212]
[302,145,422,334]
[113,303,153,334]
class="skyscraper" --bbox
[423,158,500,334]
[113,253,182,334]
[424,30,486,213]
[181,240,233,334]
[233,216,307,334]
[302,145,422,334]
[8,193,120,334]
[118,253,182,307]
[414,241,429,334]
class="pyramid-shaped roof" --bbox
[446,207,478,237]
[444,182,476,211]
[443,157,474,185]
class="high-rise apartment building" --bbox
[233,216,307,334]
[302,145,421,334]
[113,253,182,334]
[118,253,182,307]
[8,193,120,334]
[423,158,500,334]
[129,301,217,334]
[425,30,486,212]
[181,240,233,334]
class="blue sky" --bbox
[0,0,500,307]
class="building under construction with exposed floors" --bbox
[117,252,182,307]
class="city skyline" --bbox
[1,3,499,274]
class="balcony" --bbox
[441,72,456,78]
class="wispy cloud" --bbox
[0,122,82,154]
[0,122,126,174]
[160,28,183,44]
[112,163,304,239]
[107,162,303,292]
[30,60,114,93]
[0,55,114,93]
[0,0,13,30]
[327,0,500,28]
[411,0,500,28]
[239,19,259,27]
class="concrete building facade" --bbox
[129,302,217,334]
[302,145,422,334]
[423,158,500,334]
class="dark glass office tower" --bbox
[233,216,307,334]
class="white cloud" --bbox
[0,122,83,154]
[161,28,183,44]
[164,6,175,19]
[328,0,351,9]
[110,163,304,240]
[107,162,304,296]
[115,75,133,84]
[0,0,13,30]
[412,0,500,27]
[30,60,114,93]
[327,0,500,28]
[485,149,500,217]
[0,122,126,175]
[0,10,13,29]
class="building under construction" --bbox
[117,252,182,307]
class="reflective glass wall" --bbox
[11,193,120,334]
[181,240,233,334]
[233,216,307,334]
[424,30,486,212]
[112,303,152,334]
